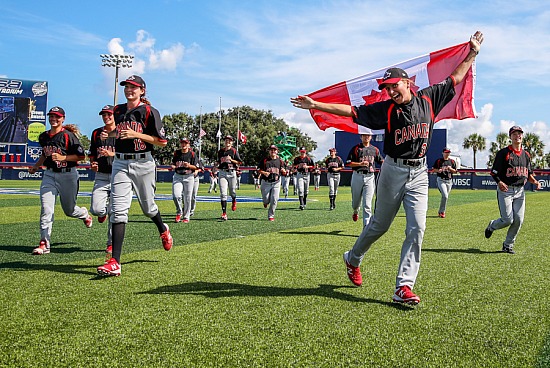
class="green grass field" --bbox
[0,180,548,367]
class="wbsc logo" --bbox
[18,171,42,179]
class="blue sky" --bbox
[1,0,549,167]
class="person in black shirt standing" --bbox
[293,147,314,210]
[291,31,484,305]
[485,126,541,254]
[432,147,458,218]
[346,131,384,225]
[325,148,344,210]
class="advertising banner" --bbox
[0,78,48,164]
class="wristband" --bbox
[470,48,479,55]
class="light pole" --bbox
[100,54,134,105]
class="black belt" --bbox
[48,167,73,173]
[116,153,147,160]
[221,169,234,172]
[393,157,424,167]
[355,170,372,174]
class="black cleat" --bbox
[485,222,493,239]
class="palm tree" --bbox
[486,132,510,167]
[522,132,545,168]
[463,133,486,169]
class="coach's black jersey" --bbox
[491,146,533,187]
[38,128,85,170]
[353,76,456,159]
[217,147,242,170]
[258,156,286,182]
[172,150,198,175]
[346,144,383,173]
[293,156,314,173]
[113,103,167,153]
[433,158,457,180]
[325,156,344,173]
[89,127,116,174]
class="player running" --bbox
[171,137,199,223]
[97,75,173,277]
[293,147,314,210]
[258,145,287,221]
[291,31,484,305]
[325,148,344,210]
[485,126,541,254]
[217,135,243,220]
[432,147,458,218]
[29,106,92,255]
[89,105,117,259]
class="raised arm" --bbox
[451,31,483,85]
[290,95,354,117]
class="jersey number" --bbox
[134,139,146,151]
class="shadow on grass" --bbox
[423,248,502,254]
[0,243,102,255]
[138,281,414,310]
[280,230,357,238]
[0,259,157,276]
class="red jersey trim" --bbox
[421,95,435,121]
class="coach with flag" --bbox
[291,31,484,305]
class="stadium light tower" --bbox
[100,54,134,105]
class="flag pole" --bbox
[198,105,203,162]
[217,97,222,151]
[236,107,240,152]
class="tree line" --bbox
[463,132,549,169]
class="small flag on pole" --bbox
[238,130,247,144]
[199,128,207,138]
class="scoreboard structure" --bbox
[0,78,48,164]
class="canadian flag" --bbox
[307,42,476,134]
[238,130,247,144]
[199,128,207,138]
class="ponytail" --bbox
[140,96,151,105]
[64,124,81,137]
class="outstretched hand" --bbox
[290,95,315,110]
[470,31,483,53]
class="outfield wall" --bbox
[1,165,549,191]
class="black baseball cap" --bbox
[329,147,337,152]
[99,105,114,115]
[377,67,409,90]
[47,106,65,117]
[269,145,278,150]
[443,147,451,153]
[509,126,523,136]
[299,147,307,152]
[180,137,190,143]
[224,135,234,141]
[120,75,146,88]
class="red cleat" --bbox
[32,240,50,255]
[160,224,173,251]
[98,215,107,223]
[97,257,121,277]
[175,214,181,223]
[392,285,420,305]
[84,215,93,228]
[343,251,362,287]
[231,199,237,211]
[352,213,358,222]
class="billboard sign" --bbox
[0,78,48,164]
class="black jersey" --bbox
[353,76,456,159]
[210,167,219,178]
[346,144,383,173]
[491,146,533,187]
[217,147,242,170]
[89,127,116,174]
[325,156,344,173]
[293,155,314,173]
[38,128,85,170]
[113,103,167,154]
[258,156,286,182]
[433,157,457,180]
[172,149,198,175]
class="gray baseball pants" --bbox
[347,156,428,290]
[219,169,237,201]
[488,186,526,249]
[327,173,341,196]
[296,172,310,197]
[172,172,195,220]
[90,171,112,246]
[190,175,199,215]
[40,169,89,243]
[261,179,281,218]
[351,171,376,227]
[436,177,452,214]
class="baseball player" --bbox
[29,106,92,255]
[485,126,541,254]
[171,137,199,223]
[252,169,261,190]
[432,147,458,218]
[293,147,314,210]
[208,163,219,193]
[97,75,173,277]
[313,164,322,191]
[325,148,344,210]
[217,135,243,220]
[89,105,117,258]
[258,145,287,221]
[291,31,484,305]
[291,166,298,195]
[346,132,384,226]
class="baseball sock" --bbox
[111,222,126,263]
[221,200,227,213]
[150,212,167,233]
[299,196,304,206]
[303,194,308,205]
